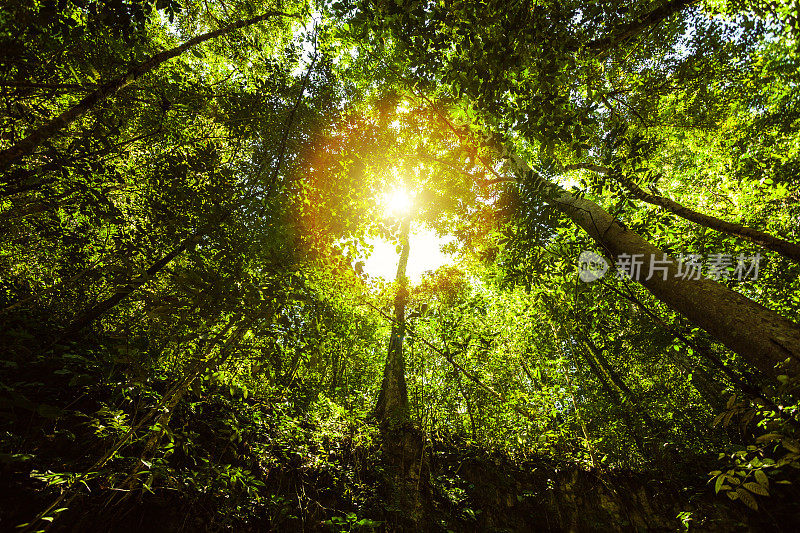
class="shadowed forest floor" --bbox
[2,371,799,531]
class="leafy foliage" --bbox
[2,0,800,530]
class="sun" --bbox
[381,187,413,218]
[357,186,454,282]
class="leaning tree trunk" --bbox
[539,163,800,264]
[374,216,412,426]
[501,150,800,380]
[556,188,800,379]
[0,10,297,170]
[21,312,255,533]
[611,171,800,264]
[581,335,637,399]
[577,333,655,456]
[55,232,203,345]
[430,105,800,380]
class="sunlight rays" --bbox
[380,187,414,218]
[360,183,453,282]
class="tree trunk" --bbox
[455,370,477,439]
[581,335,635,399]
[512,162,800,263]
[586,0,699,52]
[503,148,800,379]
[578,339,619,398]
[557,185,800,378]
[0,258,100,316]
[123,314,254,487]
[0,10,297,170]
[551,322,597,466]
[520,358,541,391]
[55,232,202,344]
[577,338,649,457]
[442,77,800,380]
[613,172,800,263]
[600,276,800,430]
[374,216,412,425]
[23,312,251,533]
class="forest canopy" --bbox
[2,0,800,530]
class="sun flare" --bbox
[381,188,413,218]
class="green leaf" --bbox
[754,469,769,489]
[782,438,800,453]
[736,488,758,510]
[744,482,768,496]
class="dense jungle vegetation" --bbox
[2,0,800,530]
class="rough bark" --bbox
[557,163,800,263]
[374,216,412,425]
[504,152,800,379]
[559,189,800,378]
[0,10,297,170]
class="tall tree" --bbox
[374,215,411,425]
